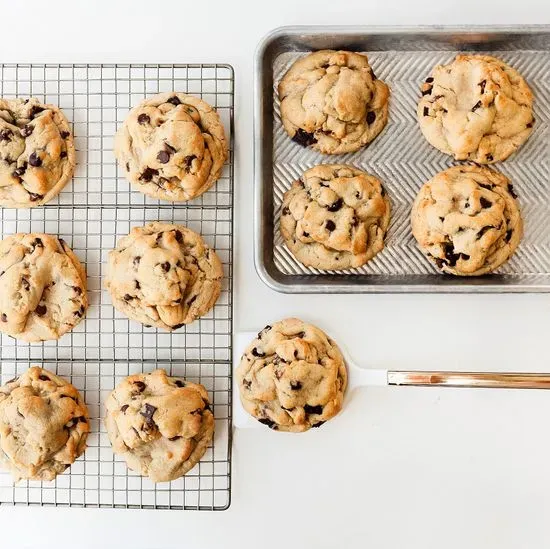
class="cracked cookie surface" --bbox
[114,92,228,202]
[0,367,89,482]
[237,318,347,433]
[105,369,214,482]
[411,165,523,276]
[278,50,390,154]
[418,55,534,163]
[0,98,75,208]
[280,164,390,270]
[105,222,223,330]
[0,233,87,342]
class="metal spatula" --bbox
[233,331,550,429]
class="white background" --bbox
[2,1,550,547]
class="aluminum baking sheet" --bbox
[254,26,550,292]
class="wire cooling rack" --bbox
[0,64,234,510]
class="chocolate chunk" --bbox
[290,381,302,390]
[35,304,47,316]
[282,207,290,216]
[172,323,184,330]
[251,347,265,357]
[302,232,310,238]
[133,256,141,268]
[366,111,376,125]
[477,226,494,240]
[486,154,493,162]
[479,80,486,93]
[38,374,50,381]
[425,77,434,83]
[135,280,140,290]
[434,257,446,269]
[1,313,6,322]
[140,403,157,424]
[123,294,133,301]
[423,106,429,116]
[60,151,67,158]
[480,197,492,208]
[0,129,13,141]
[471,100,482,112]
[133,381,146,392]
[28,152,42,167]
[327,198,343,212]
[125,162,130,172]
[304,404,323,415]
[139,167,158,182]
[312,421,326,428]
[137,113,150,125]
[30,105,44,118]
[174,230,183,243]
[242,379,252,390]
[325,220,336,232]
[183,154,196,172]
[443,243,461,267]
[505,229,513,242]
[167,96,181,106]
[292,128,317,147]
[478,183,494,190]
[61,130,70,139]
[258,324,271,339]
[13,163,27,177]
[527,120,534,128]
[258,417,277,430]
[20,125,33,137]
[21,277,30,291]
[508,184,518,199]
[73,286,82,295]
[421,88,432,96]
[28,192,43,202]
[174,380,185,387]
[464,202,470,209]
[161,261,170,272]
[32,237,43,249]
[169,436,182,441]
[78,416,87,423]
[155,231,163,245]
[157,150,170,164]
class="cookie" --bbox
[237,318,347,433]
[105,222,223,330]
[0,233,87,342]
[0,98,75,208]
[114,92,228,202]
[105,369,214,482]
[0,367,89,482]
[418,55,534,163]
[280,164,391,270]
[278,50,390,154]
[411,165,523,276]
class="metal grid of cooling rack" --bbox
[0,64,234,510]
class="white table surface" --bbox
[2,0,550,547]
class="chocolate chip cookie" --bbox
[0,233,87,342]
[105,369,214,482]
[0,98,75,208]
[237,318,347,433]
[280,164,391,270]
[411,165,523,276]
[105,222,223,330]
[418,55,534,163]
[0,367,89,482]
[114,92,228,202]
[278,50,390,154]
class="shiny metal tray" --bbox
[254,26,550,293]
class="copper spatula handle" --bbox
[387,371,550,389]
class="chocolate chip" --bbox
[242,379,252,390]
[157,150,170,164]
[251,347,265,357]
[140,403,157,424]
[423,106,429,116]
[172,323,184,330]
[30,105,44,118]
[527,120,534,128]
[505,229,513,242]
[174,230,183,243]
[292,128,317,147]
[28,192,43,202]
[133,381,146,392]
[480,197,492,208]
[139,167,158,182]
[355,191,362,200]
[32,237,43,249]
[133,256,141,268]
[366,111,376,125]
[0,129,13,141]
[304,404,323,415]
[28,152,42,167]
[73,286,82,295]
[60,151,67,158]
[258,417,277,430]
[464,202,470,209]
[155,231,164,245]
[327,198,343,212]
[35,304,47,316]
[434,257,446,269]
[477,226,493,240]
[312,421,326,428]
[21,278,30,291]
[290,381,302,390]
[486,154,493,162]
[1,314,6,322]
[135,280,140,290]
[183,154,196,172]
[479,80,486,93]
[61,130,70,139]
[282,206,290,215]
[421,87,432,96]
[187,295,197,307]
[38,374,50,381]
[302,232,310,238]
[508,184,518,199]
[123,294,133,301]
[175,380,185,387]
[479,184,494,191]
[471,100,482,112]
[167,96,181,106]
[325,220,336,232]
[13,163,27,177]
[161,262,170,272]
[20,125,33,137]
[257,324,271,339]
[169,436,182,441]
[137,113,150,125]
[425,77,434,83]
